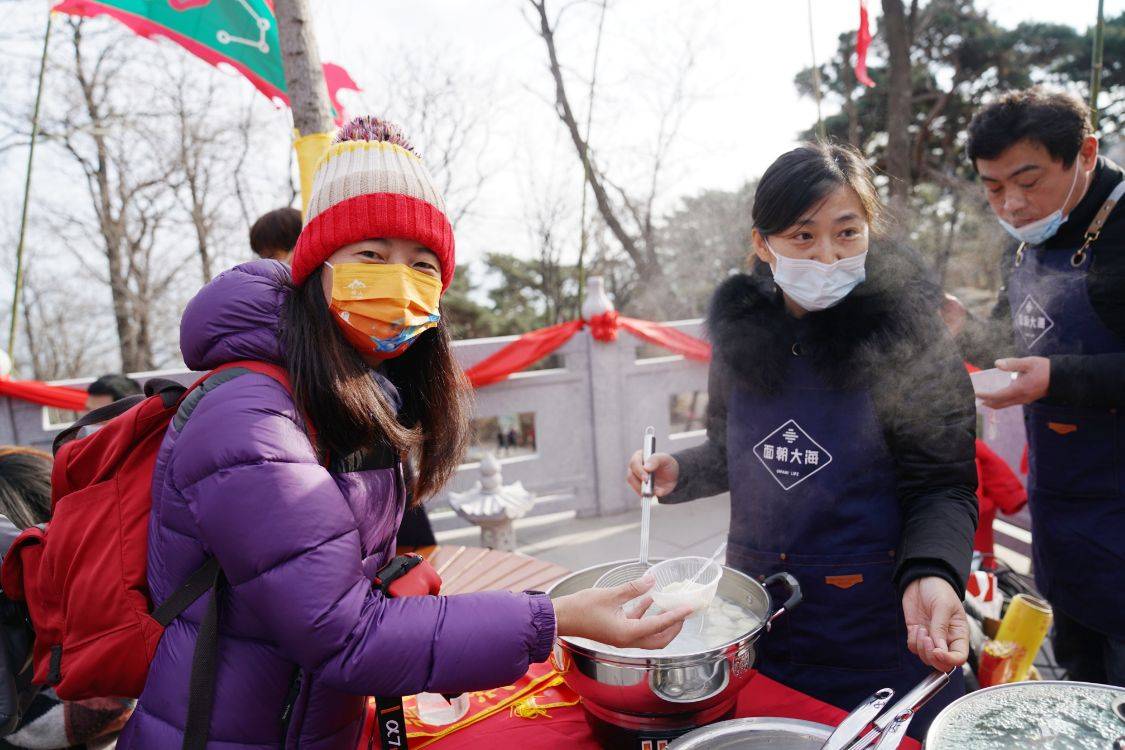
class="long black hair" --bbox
[753,142,884,237]
[283,267,470,504]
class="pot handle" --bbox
[762,572,802,631]
[549,646,570,675]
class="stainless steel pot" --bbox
[547,560,801,729]
[668,668,954,749]
[926,680,1125,749]
[665,716,833,749]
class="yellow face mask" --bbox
[326,262,442,359]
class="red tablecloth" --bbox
[397,669,921,749]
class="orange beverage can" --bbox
[977,639,1022,687]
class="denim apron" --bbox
[725,347,963,739]
[1006,180,1125,638]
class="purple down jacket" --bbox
[118,260,556,750]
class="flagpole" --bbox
[8,9,54,365]
[576,0,608,319]
[1091,0,1106,130]
[807,0,827,140]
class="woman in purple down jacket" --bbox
[117,117,691,750]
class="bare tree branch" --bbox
[527,0,659,283]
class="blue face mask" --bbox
[997,164,1081,246]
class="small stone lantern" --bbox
[448,454,535,551]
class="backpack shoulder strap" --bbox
[51,395,145,456]
[148,557,223,750]
[160,361,300,750]
[150,558,220,627]
[219,360,293,390]
[175,361,317,447]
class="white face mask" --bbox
[996,163,1081,246]
[765,239,868,312]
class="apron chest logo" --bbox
[752,419,833,490]
[1015,294,1054,347]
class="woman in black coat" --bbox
[628,143,978,737]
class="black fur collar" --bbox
[707,245,946,394]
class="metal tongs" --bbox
[819,669,954,750]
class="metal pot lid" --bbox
[667,717,832,749]
[926,681,1125,750]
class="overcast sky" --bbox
[2,0,1119,270]
[308,0,1118,264]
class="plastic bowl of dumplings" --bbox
[648,556,722,613]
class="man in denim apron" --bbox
[950,89,1125,686]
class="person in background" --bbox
[0,446,133,750]
[84,374,140,414]
[948,88,1125,686]
[0,448,51,531]
[248,207,302,264]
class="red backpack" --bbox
[0,360,295,750]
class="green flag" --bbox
[53,0,357,120]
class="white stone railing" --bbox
[437,317,709,530]
[0,314,1034,551]
[0,280,711,537]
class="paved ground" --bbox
[435,491,1029,575]
[436,493,730,571]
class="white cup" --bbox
[970,368,1016,399]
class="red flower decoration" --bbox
[587,311,620,343]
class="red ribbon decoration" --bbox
[586,311,619,343]
[463,316,711,389]
[0,316,713,408]
[463,321,585,389]
[0,378,87,411]
[618,317,712,362]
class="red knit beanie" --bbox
[290,116,455,291]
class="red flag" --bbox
[855,0,876,87]
[322,62,361,126]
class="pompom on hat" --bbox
[290,116,455,291]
